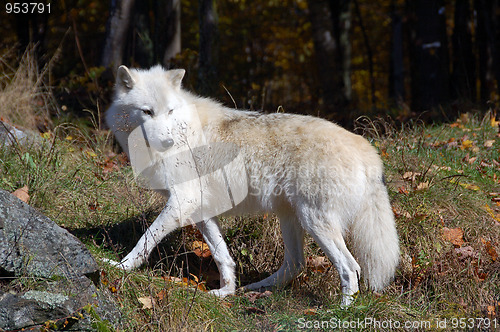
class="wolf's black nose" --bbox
[161,138,174,150]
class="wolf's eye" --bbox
[142,108,154,116]
[168,109,173,115]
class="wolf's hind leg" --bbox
[302,213,361,307]
[244,214,305,292]
[197,217,236,297]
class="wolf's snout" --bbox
[160,138,174,150]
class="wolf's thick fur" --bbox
[105,65,399,306]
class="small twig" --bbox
[440,174,468,191]
[354,115,382,140]
[440,174,468,181]
[400,148,408,174]
[420,155,438,183]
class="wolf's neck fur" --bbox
[180,88,256,129]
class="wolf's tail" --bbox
[350,178,399,291]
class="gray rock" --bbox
[0,276,122,331]
[0,121,41,147]
[0,189,99,281]
[0,189,122,330]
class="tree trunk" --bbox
[330,0,352,102]
[129,0,154,67]
[15,4,48,64]
[198,0,219,97]
[308,0,350,121]
[101,0,135,70]
[352,0,375,107]
[408,0,449,113]
[495,0,500,97]
[161,0,182,66]
[451,0,475,101]
[389,1,405,105]
[475,0,496,103]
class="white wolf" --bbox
[105,65,399,306]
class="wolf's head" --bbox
[105,66,248,215]
[105,65,188,155]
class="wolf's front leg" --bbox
[111,204,182,271]
[197,217,236,297]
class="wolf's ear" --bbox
[167,69,185,89]
[117,65,135,90]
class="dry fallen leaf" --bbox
[442,227,465,247]
[460,139,474,150]
[474,266,488,282]
[245,306,266,315]
[11,185,29,203]
[458,297,467,310]
[398,186,409,195]
[85,149,97,158]
[100,271,108,286]
[244,290,273,303]
[392,206,411,219]
[402,171,421,182]
[459,182,480,191]
[138,296,155,309]
[416,181,429,191]
[190,240,211,258]
[467,156,477,164]
[163,274,206,291]
[307,256,331,273]
[157,289,166,301]
[431,165,452,172]
[487,305,496,316]
[483,205,500,224]
[490,116,500,128]
[484,140,495,148]
[163,276,183,283]
[303,308,317,316]
[480,238,498,262]
[454,246,477,260]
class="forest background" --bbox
[1,0,499,127]
[1,2,500,329]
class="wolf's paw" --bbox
[208,287,235,298]
[340,291,359,309]
[101,257,129,270]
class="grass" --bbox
[1,58,499,331]
[0,47,53,130]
